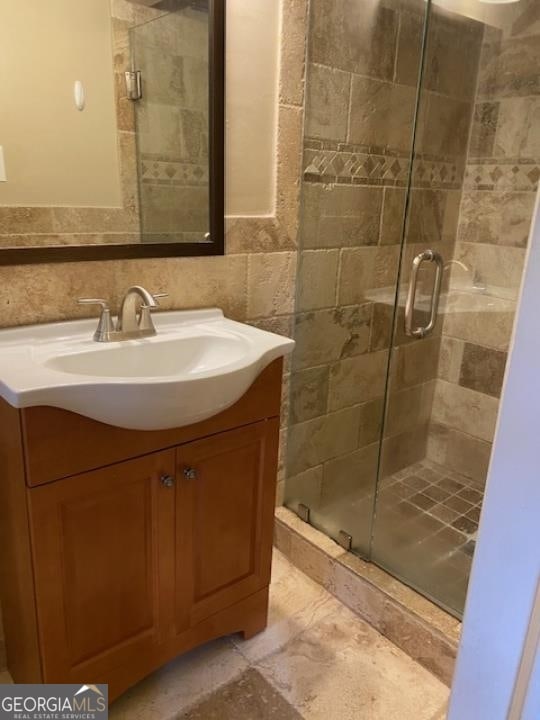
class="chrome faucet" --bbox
[78,286,168,342]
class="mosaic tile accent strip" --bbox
[303,139,465,189]
[140,156,209,187]
[464,158,540,192]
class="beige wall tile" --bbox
[338,246,400,306]
[289,366,329,424]
[279,0,309,107]
[438,336,465,383]
[301,184,383,249]
[284,465,324,514]
[305,63,351,142]
[458,191,536,248]
[310,0,398,80]
[321,443,379,502]
[297,249,339,311]
[328,351,387,411]
[276,104,304,245]
[293,305,372,371]
[349,76,416,151]
[287,406,363,475]
[247,252,297,319]
[432,379,498,443]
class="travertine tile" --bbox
[247,252,297,319]
[394,7,423,87]
[310,0,398,80]
[276,104,304,245]
[225,216,293,254]
[427,423,491,488]
[390,336,440,390]
[349,76,416,151]
[279,0,309,107]
[438,336,465,384]
[297,249,339,311]
[293,305,372,371]
[458,191,536,248]
[289,366,329,424]
[305,63,351,142]
[432,380,498,443]
[258,603,449,720]
[301,184,383,249]
[180,668,303,720]
[380,424,428,477]
[321,443,379,502]
[469,101,499,157]
[459,343,507,398]
[338,246,400,306]
[109,639,248,720]
[385,381,435,439]
[416,92,472,158]
[423,12,482,101]
[443,294,515,352]
[231,549,339,664]
[380,188,407,246]
[479,34,540,98]
[287,406,363,475]
[328,351,388,411]
[284,465,324,513]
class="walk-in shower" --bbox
[286,0,539,617]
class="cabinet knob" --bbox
[160,474,175,488]
[183,467,197,480]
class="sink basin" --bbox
[0,309,295,430]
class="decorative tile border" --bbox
[464,158,540,192]
[140,156,209,187]
[303,139,465,190]
[274,506,461,686]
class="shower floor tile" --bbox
[374,459,484,615]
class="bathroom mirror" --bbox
[0,0,224,264]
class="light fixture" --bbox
[477,0,520,4]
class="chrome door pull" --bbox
[404,250,443,339]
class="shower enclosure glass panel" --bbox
[371,0,540,617]
[286,0,539,617]
[285,0,430,557]
[130,5,210,243]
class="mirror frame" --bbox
[0,0,225,265]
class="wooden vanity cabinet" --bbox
[0,360,282,701]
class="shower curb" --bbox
[274,507,461,686]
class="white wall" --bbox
[448,190,540,719]
[225,0,280,216]
[0,0,121,207]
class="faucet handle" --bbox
[152,292,168,304]
[77,299,115,342]
[77,298,110,309]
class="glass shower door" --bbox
[371,0,539,616]
[285,0,430,557]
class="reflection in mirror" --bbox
[0,0,223,260]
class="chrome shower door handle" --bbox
[404,250,444,339]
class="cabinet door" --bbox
[175,420,279,629]
[28,450,176,683]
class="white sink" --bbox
[0,309,295,431]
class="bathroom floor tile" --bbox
[179,668,303,720]
[257,602,449,720]
[231,549,341,664]
[109,638,249,720]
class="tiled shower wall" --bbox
[428,4,540,487]
[285,0,483,540]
